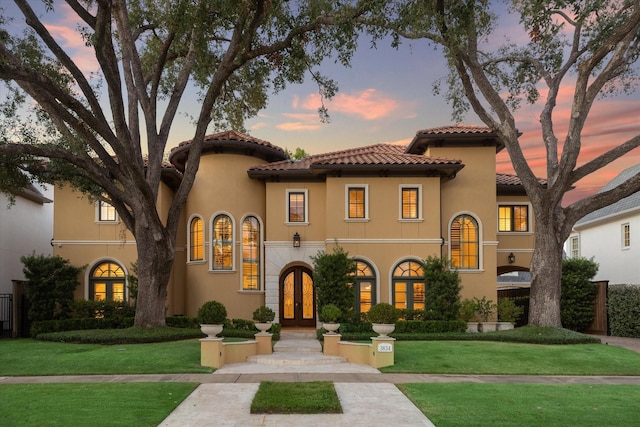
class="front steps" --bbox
[246,329,348,366]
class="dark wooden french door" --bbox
[279,266,316,327]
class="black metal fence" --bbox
[0,293,13,337]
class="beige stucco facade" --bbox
[52,126,536,325]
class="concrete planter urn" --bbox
[497,322,514,331]
[479,322,498,333]
[466,321,479,333]
[322,322,341,334]
[372,323,396,337]
[200,324,224,338]
[254,322,273,333]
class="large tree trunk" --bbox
[132,220,175,328]
[528,214,564,327]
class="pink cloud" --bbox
[276,122,323,131]
[301,89,399,120]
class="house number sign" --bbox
[377,343,392,353]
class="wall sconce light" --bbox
[508,252,516,264]
[293,232,301,248]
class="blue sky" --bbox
[5,2,640,204]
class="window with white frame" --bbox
[212,214,233,270]
[622,223,631,249]
[286,189,308,224]
[570,236,579,258]
[97,196,117,222]
[346,184,368,220]
[400,185,422,220]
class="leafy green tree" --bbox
[285,147,310,160]
[0,0,371,327]
[311,245,356,320]
[423,256,461,321]
[368,1,640,326]
[21,254,83,322]
[561,257,598,332]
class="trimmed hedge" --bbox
[609,285,640,338]
[36,326,205,344]
[31,317,135,337]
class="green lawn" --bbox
[382,340,640,375]
[398,383,640,427]
[0,382,198,426]
[251,381,342,414]
[0,338,212,375]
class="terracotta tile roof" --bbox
[408,124,505,155]
[416,124,494,135]
[174,130,284,152]
[496,173,547,186]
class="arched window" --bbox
[242,216,261,290]
[90,262,126,301]
[392,260,424,310]
[212,214,233,270]
[450,214,479,269]
[189,216,204,261]
[353,260,376,315]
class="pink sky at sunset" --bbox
[5,2,640,207]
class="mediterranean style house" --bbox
[566,164,640,285]
[52,125,537,325]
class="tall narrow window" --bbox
[98,197,116,222]
[623,223,631,249]
[392,260,424,310]
[90,262,126,301]
[189,217,204,261]
[212,214,233,270]
[400,186,422,220]
[346,185,368,220]
[450,214,479,269]
[498,205,529,232]
[286,190,308,223]
[242,216,261,290]
[353,260,376,315]
[570,236,579,258]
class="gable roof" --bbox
[247,143,465,181]
[575,164,640,227]
[169,130,288,171]
[407,124,506,154]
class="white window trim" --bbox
[239,213,264,292]
[285,189,309,225]
[497,202,532,234]
[447,211,483,271]
[622,222,631,250]
[95,200,118,223]
[345,184,369,222]
[209,211,236,272]
[187,214,206,263]
[570,236,580,258]
[398,184,423,222]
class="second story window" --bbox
[346,185,368,220]
[189,216,204,262]
[98,197,116,222]
[570,236,579,258]
[622,223,631,249]
[400,186,421,220]
[450,214,480,269]
[212,214,233,270]
[498,204,529,232]
[286,189,308,223]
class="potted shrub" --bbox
[473,297,497,332]
[459,298,479,333]
[198,300,227,338]
[497,298,523,331]
[319,303,342,334]
[367,302,399,337]
[252,305,275,333]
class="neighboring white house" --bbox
[0,183,53,334]
[566,164,640,285]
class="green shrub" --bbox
[472,297,496,322]
[166,316,199,328]
[608,285,640,338]
[31,317,134,337]
[497,298,524,323]
[229,318,255,331]
[366,303,400,324]
[561,258,598,332]
[400,309,425,320]
[71,300,135,319]
[311,246,356,319]
[197,300,227,324]
[252,306,275,323]
[319,304,342,322]
[423,256,461,321]
[459,299,478,322]
[395,320,466,334]
[21,254,83,322]
[36,326,204,344]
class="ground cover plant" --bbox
[382,340,640,375]
[398,383,640,427]
[250,381,342,414]
[0,338,211,375]
[0,382,197,427]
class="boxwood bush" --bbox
[608,285,640,338]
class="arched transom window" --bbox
[450,214,479,269]
[189,216,204,261]
[392,260,425,310]
[242,216,261,290]
[90,262,126,301]
[353,260,376,315]
[212,214,233,270]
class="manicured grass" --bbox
[0,382,197,426]
[398,383,640,427]
[381,340,640,375]
[250,381,342,414]
[0,338,212,375]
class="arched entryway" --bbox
[279,265,316,327]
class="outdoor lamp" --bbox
[293,232,301,248]
[508,252,516,264]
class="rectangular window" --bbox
[623,223,630,249]
[400,186,421,220]
[498,205,529,232]
[570,236,579,258]
[346,185,368,220]
[98,199,116,222]
[286,190,308,223]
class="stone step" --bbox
[274,338,322,353]
[247,352,347,366]
[278,330,317,340]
